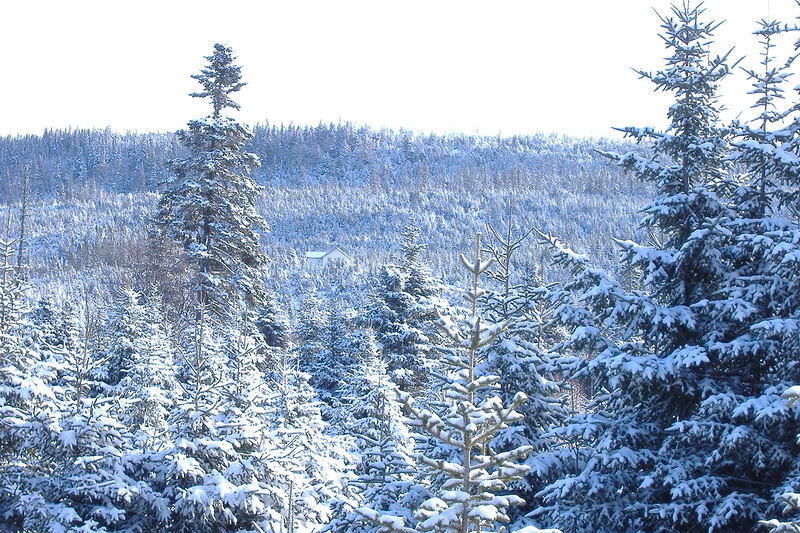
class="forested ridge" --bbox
[0,119,645,288]
[2,3,800,533]
[0,121,637,198]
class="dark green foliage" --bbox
[255,293,290,349]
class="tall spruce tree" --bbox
[534,3,766,531]
[713,15,800,532]
[155,43,267,315]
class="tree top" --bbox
[190,43,246,119]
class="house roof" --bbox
[326,247,352,260]
[306,247,352,260]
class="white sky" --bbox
[1,0,797,139]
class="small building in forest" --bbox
[305,247,353,268]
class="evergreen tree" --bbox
[730,19,800,218]
[325,332,423,533]
[6,290,168,533]
[535,4,764,531]
[762,385,800,533]
[479,222,573,529]
[366,220,442,392]
[400,220,437,303]
[256,290,290,351]
[480,220,531,323]
[260,349,355,533]
[0,238,34,434]
[294,292,361,415]
[29,296,64,349]
[358,234,531,533]
[119,293,178,451]
[102,288,148,388]
[698,16,800,532]
[154,43,267,314]
[159,313,235,532]
[315,298,358,400]
[294,291,326,371]
[643,12,800,532]
[17,396,157,533]
[151,311,277,533]
[0,239,61,530]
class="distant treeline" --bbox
[0,123,643,202]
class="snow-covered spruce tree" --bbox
[117,292,178,451]
[8,291,169,533]
[713,17,800,532]
[225,309,270,410]
[294,291,326,370]
[358,234,531,533]
[365,220,443,392]
[259,348,355,533]
[157,313,234,531]
[324,331,423,533]
[293,291,360,421]
[0,237,33,455]
[762,385,800,533]
[101,288,148,388]
[215,316,308,533]
[478,221,573,529]
[649,13,800,532]
[534,4,763,531]
[311,298,358,402]
[28,296,63,350]
[0,238,61,530]
[19,396,157,533]
[149,42,275,527]
[400,220,439,308]
[255,290,291,352]
[144,309,284,533]
[480,220,532,324]
[154,43,267,315]
[729,19,800,218]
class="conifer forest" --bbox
[4,3,800,533]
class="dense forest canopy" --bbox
[3,3,800,533]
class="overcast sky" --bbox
[1,0,797,139]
